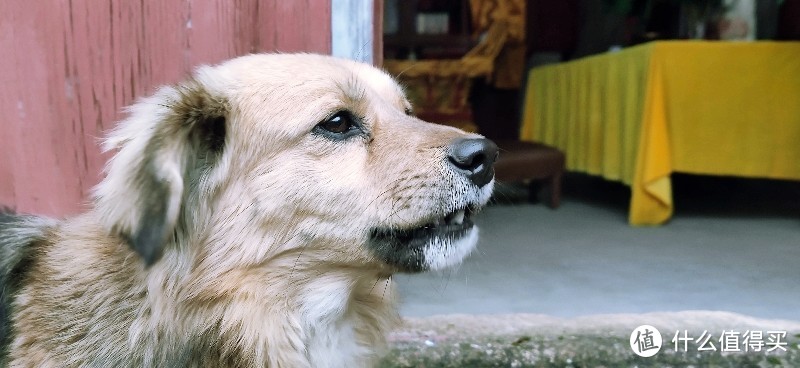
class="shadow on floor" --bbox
[493,172,800,220]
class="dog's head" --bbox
[93,54,496,274]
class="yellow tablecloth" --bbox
[521,41,800,225]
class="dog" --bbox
[0,53,497,367]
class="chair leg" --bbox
[547,171,562,209]
[527,181,541,204]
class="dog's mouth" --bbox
[368,205,480,272]
[372,206,475,243]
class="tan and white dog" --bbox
[0,54,497,367]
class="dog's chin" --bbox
[368,206,479,273]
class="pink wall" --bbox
[0,0,331,216]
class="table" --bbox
[521,41,800,225]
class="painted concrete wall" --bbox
[0,0,331,216]
[331,0,374,64]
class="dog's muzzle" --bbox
[368,137,498,272]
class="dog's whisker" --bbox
[381,276,392,302]
[363,172,421,210]
[369,277,382,295]
[395,62,420,79]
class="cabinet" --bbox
[383,0,477,60]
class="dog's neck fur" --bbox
[145,221,399,368]
[174,199,399,366]
[8,215,398,367]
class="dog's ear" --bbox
[94,80,228,266]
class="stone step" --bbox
[380,312,800,367]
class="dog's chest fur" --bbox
[301,278,382,368]
[305,311,371,368]
[3,216,395,367]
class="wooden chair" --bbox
[384,19,564,208]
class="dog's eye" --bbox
[314,111,363,139]
[320,113,353,133]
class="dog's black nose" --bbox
[448,137,498,188]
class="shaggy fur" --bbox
[0,54,495,367]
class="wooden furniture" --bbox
[384,0,565,208]
[493,140,565,208]
[383,21,505,132]
[522,41,800,225]
[383,0,475,60]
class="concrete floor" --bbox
[395,175,800,321]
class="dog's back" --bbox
[0,209,55,362]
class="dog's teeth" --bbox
[452,210,465,225]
